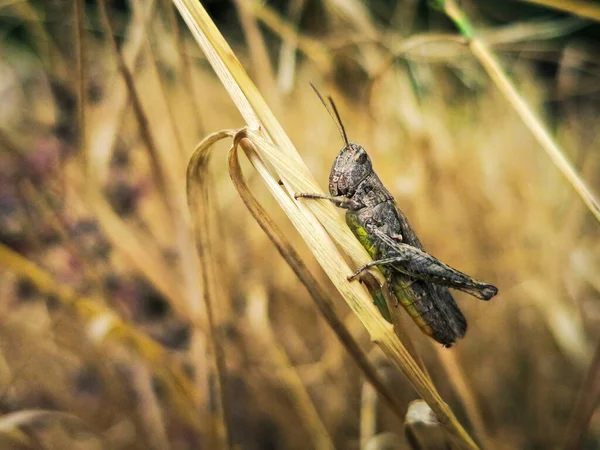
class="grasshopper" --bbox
[295,86,498,347]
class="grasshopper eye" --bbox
[353,148,367,163]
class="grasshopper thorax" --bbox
[328,142,373,197]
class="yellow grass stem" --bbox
[0,243,204,435]
[0,130,106,290]
[246,284,335,450]
[562,334,600,449]
[233,0,278,103]
[73,0,86,166]
[97,0,173,215]
[434,348,492,449]
[173,1,478,447]
[186,130,237,450]
[96,0,206,346]
[82,0,189,308]
[360,375,378,449]
[162,0,206,135]
[516,0,600,21]
[129,360,170,450]
[249,2,334,75]
[137,3,188,164]
[276,0,307,93]
[88,0,157,184]
[0,410,97,441]
[443,0,600,224]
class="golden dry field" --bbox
[0,0,599,449]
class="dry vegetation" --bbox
[0,0,599,449]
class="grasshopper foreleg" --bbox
[294,192,363,210]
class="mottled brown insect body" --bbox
[296,86,498,347]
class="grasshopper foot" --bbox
[347,273,359,282]
[477,284,498,301]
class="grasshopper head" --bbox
[328,143,372,196]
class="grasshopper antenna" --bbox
[309,82,349,147]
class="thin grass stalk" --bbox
[97,0,173,216]
[72,1,186,312]
[74,0,86,167]
[325,0,380,41]
[87,184,188,307]
[276,0,307,93]
[163,0,206,136]
[562,334,600,450]
[233,0,278,103]
[88,0,157,183]
[174,1,477,446]
[137,4,188,163]
[131,0,209,341]
[186,130,237,450]
[18,180,106,289]
[434,347,492,449]
[249,2,333,74]
[360,374,378,449]
[12,1,66,75]
[442,0,600,224]
[404,400,451,449]
[228,135,406,419]
[95,0,203,319]
[0,130,106,289]
[0,243,205,434]
[246,284,335,450]
[130,359,170,450]
[0,410,98,440]
[516,0,600,21]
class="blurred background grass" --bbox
[0,0,599,449]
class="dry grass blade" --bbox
[186,129,237,450]
[80,0,187,308]
[360,377,378,449]
[73,0,86,164]
[0,410,92,434]
[246,284,334,450]
[0,131,104,288]
[89,0,157,183]
[173,1,478,448]
[129,359,170,450]
[404,400,450,450]
[228,135,406,419]
[0,243,204,434]
[128,0,206,331]
[233,0,277,101]
[0,409,101,447]
[162,0,205,135]
[95,0,207,355]
[434,348,491,449]
[97,0,172,214]
[442,0,600,224]
[276,0,307,92]
[248,1,334,75]
[516,0,600,22]
[562,335,600,449]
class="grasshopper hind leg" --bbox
[390,277,463,347]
